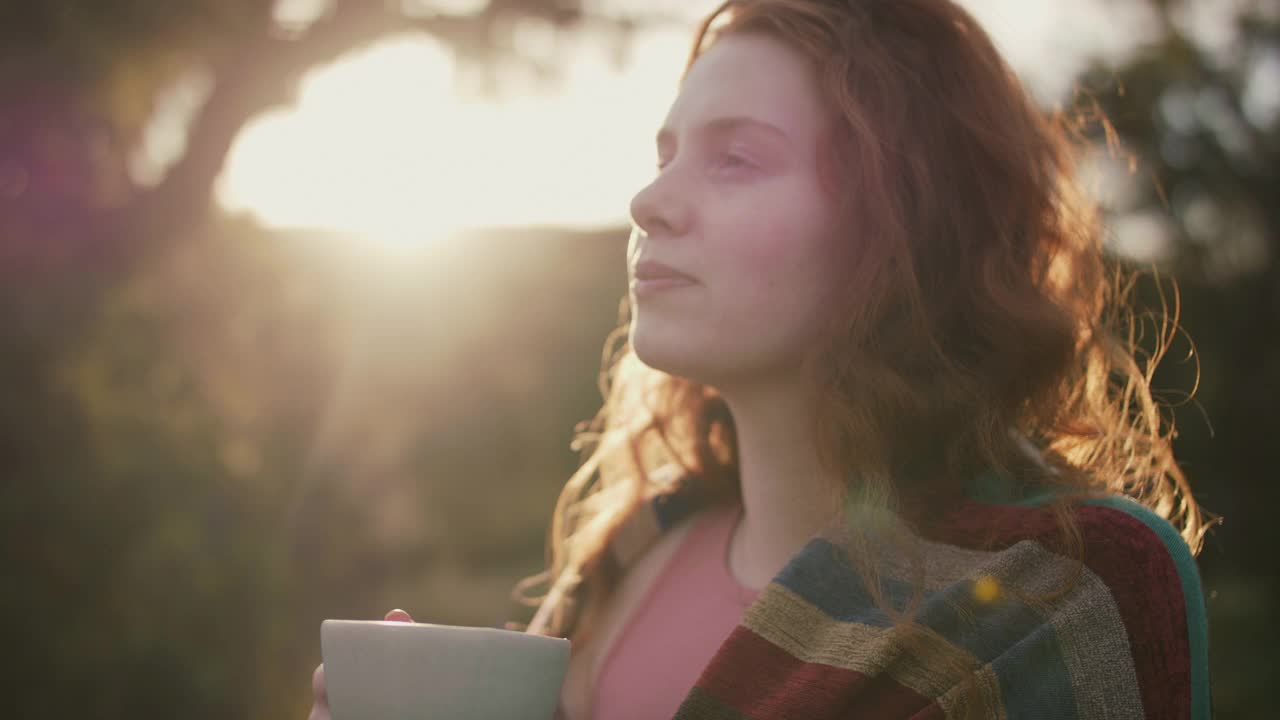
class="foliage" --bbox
[1,0,1276,717]
[1074,4,1280,714]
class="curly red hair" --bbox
[516,0,1213,657]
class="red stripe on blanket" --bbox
[930,499,1191,720]
[694,626,934,720]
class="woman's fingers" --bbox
[309,663,329,719]
[312,663,327,705]
[310,610,408,719]
[384,608,414,623]
[312,612,408,719]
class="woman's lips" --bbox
[631,260,697,299]
[632,275,697,298]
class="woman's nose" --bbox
[629,170,690,239]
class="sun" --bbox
[216,36,473,246]
[214,3,1092,249]
[215,28,690,248]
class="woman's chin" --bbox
[633,344,692,378]
[632,335,706,381]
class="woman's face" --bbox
[627,32,847,389]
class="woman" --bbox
[311,0,1214,718]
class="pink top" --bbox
[591,501,761,719]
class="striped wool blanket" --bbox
[597,471,1210,719]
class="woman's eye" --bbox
[653,150,757,174]
[713,150,756,172]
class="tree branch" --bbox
[123,0,684,266]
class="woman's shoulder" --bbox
[699,488,1212,719]
[1071,496,1204,592]
[957,470,1202,575]
[1069,496,1211,718]
[925,486,1212,719]
[938,481,1207,648]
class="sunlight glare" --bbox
[219,36,469,246]
[218,29,686,247]
[218,0,1145,247]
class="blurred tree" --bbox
[1075,1,1279,715]
[2,0,1277,718]
[0,0,672,273]
[0,2,645,718]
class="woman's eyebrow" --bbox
[656,116,793,150]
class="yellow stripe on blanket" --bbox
[741,584,1002,714]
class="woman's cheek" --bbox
[730,195,817,270]
[706,179,831,296]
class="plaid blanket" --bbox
[599,471,1210,720]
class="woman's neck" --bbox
[717,378,844,589]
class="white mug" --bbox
[320,619,570,720]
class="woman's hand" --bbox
[308,609,415,720]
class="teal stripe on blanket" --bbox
[1081,496,1212,720]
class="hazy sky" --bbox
[212,0,1171,242]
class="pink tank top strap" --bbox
[590,500,760,719]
